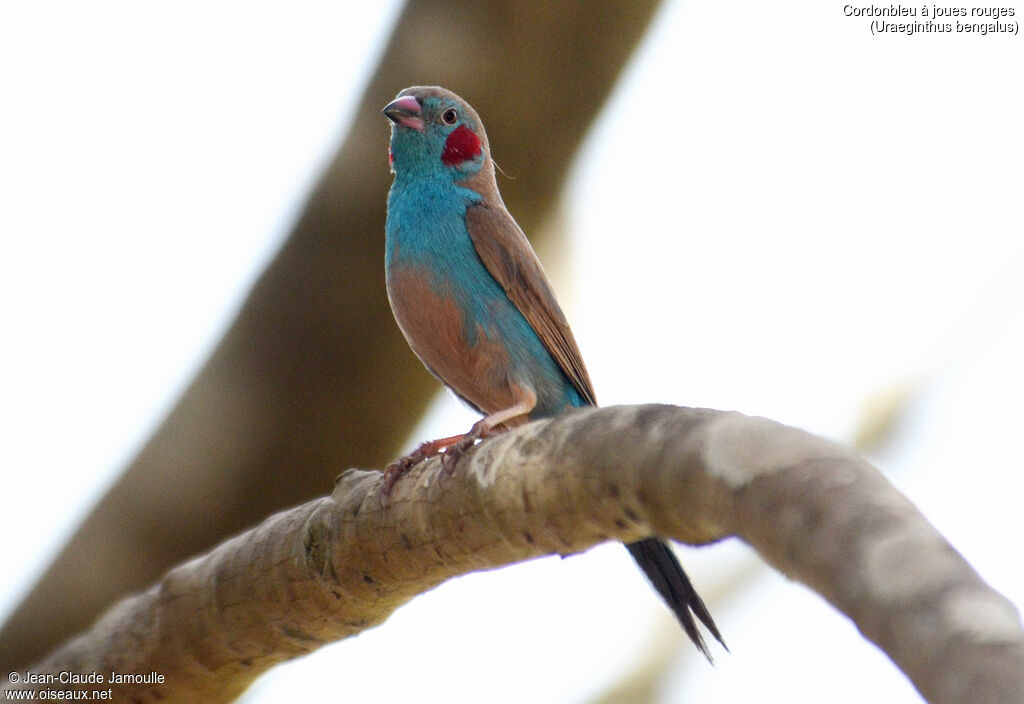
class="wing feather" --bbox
[465,203,596,406]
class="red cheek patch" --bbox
[441,124,482,166]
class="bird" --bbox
[380,85,725,661]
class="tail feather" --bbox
[625,538,727,663]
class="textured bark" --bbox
[0,0,663,668]
[9,406,1023,704]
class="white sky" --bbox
[2,1,1022,702]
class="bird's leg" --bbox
[381,433,464,499]
[441,388,537,473]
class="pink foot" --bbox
[439,417,508,473]
[439,427,481,474]
[379,433,464,504]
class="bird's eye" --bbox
[441,108,458,125]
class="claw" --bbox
[440,428,482,474]
[380,453,420,501]
[378,432,465,506]
[380,401,531,503]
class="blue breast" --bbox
[385,179,582,418]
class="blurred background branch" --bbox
[0,0,662,670]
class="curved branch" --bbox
[11,405,1023,704]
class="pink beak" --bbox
[383,95,425,131]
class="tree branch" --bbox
[11,405,1023,704]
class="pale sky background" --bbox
[2,1,1022,702]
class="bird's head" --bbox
[383,86,491,183]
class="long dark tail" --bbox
[625,537,727,662]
